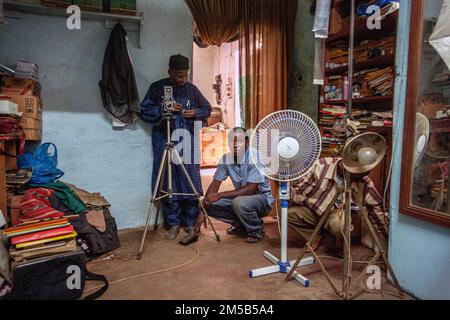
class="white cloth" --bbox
[429,0,450,70]
[313,0,332,38]
[313,0,332,85]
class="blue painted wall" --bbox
[0,0,194,229]
[389,0,450,300]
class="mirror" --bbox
[401,0,450,227]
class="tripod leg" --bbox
[343,174,352,299]
[154,158,168,231]
[356,198,403,295]
[137,148,169,260]
[286,209,331,281]
[171,149,221,242]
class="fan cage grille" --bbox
[250,110,322,182]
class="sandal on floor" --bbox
[245,232,264,243]
[226,225,244,235]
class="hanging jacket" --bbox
[99,23,139,124]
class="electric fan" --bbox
[248,110,322,287]
[413,112,430,168]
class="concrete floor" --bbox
[84,218,410,300]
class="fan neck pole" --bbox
[279,181,290,268]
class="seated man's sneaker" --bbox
[165,225,180,240]
[179,227,199,246]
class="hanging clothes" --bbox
[99,23,140,124]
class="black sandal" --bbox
[226,225,243,235]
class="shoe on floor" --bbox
[245,231,264,243]
[179,227,199,245]
[165,225,180,240]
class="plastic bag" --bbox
[17,143,64,184]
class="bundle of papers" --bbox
[14,61,39,81]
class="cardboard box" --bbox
[9,195,23,226]
[1,77,41,97]
[23,128,42,141]
[7,95,42,120]
[109,0,136,15]
[20,118,42,130]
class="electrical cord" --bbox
[81,244,200,297]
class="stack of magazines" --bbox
[14,61,39,81]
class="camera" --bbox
[161,86,176,114]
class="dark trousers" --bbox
[163,200,198,228]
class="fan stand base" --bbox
[249,251,314,287]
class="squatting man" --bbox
[188,128,275,244]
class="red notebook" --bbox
[11,225,75,245]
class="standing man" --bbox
[184,128,274,244]
[140,54,211,244]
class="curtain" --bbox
[239,0,298,128]
[185,0,240,47]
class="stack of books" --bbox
[365,67,393,96]
[432,69,450,86]
[4,217,77,262]
[14,61,39,81]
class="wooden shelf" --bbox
[328,13,398,45]
[3,0,144,48]
[430,118,450,129]
[326,54,395,76]
[323,95,392,106]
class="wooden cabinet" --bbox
[200,130,229,168]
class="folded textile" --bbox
[29,181,87,214]
[20,188,65,222]
[63,182,110,209]
[86,210,107,233]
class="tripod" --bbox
[285,174,403,300]
[137,114,221,260]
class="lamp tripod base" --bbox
[249,251,314,287]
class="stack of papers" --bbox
[14,61,39,81]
